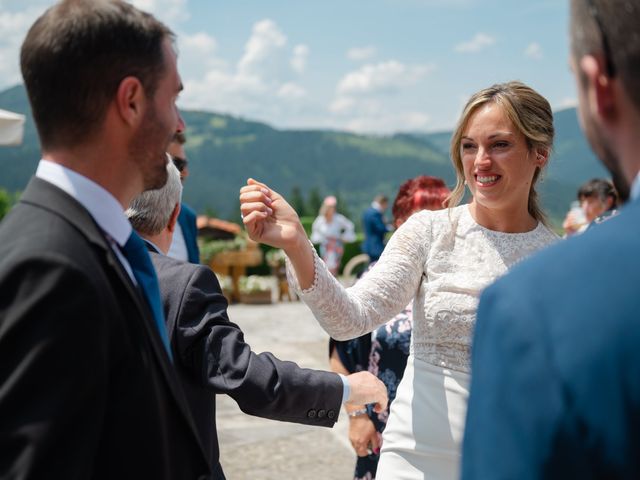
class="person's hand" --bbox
[562,210,585,235]
[239,178,307,251]
[345,371,388,414]
[347,412,381,457]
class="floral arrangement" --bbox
[199,235,248,265]
[238,275,273,294]
[215,273,233,292]
[265,248,286,268]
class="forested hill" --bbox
[0,84,608,227]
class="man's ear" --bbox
[167,203,181,233]
[580,54,616,120]
[115,76,145,127]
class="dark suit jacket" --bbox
[463,196,640,479]
[178,203,200,264]
[361,206,388,261]
[0,178,210,480]
[149,251,344,479]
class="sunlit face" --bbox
[580,195,609,222]
[131,38,184,191]
[460,103,542,216]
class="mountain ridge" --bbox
[0,84,609,228]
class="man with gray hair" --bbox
[127,162,389,479]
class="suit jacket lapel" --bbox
[20,177,209,464]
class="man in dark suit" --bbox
[168,130,200,264]
[0,2,209,478]
[126,161,389,479]
[361,194,391,262]
[462,1,640,478]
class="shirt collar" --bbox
[630,171,640,201]
[35,159,132,246]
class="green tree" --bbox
[0,188,15,221]
[289,186,306,216]
[335,192,352,221]
[306,187,323,217]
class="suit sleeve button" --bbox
[327,410,336,419]
[317,409,326,418]
[307,409,317,418]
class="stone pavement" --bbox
[217,301,357,479]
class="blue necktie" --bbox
[121,231,173,361]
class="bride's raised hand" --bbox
[239,178,307,250]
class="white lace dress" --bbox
[288,205,558,479]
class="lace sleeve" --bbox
[287,212,431,340]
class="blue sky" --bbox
[0,0,575,133]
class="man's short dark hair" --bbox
[20,0,174,149]
[570,0,640,111]
[577,178,619,207]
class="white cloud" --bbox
[0,5,46,90]
[336,60,434,96]
[555,97,578,110]
[130,0,189,24]
[347,46,377,61]
[290,44,309,74]
[178,19,313,125]
[454,33,495,53]
[524,42,543,60]
[345,111,431,133]
[278,82,306,99]
[238,19,287,80]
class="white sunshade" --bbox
[0,109,26,146]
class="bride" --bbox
[239,81,558,479]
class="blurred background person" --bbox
[168,130,200,264]
[562,178,619,236]
[311,195,356,276]
[361,194,391,263]
[330,175,450,480]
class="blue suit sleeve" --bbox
[462,280,565,480]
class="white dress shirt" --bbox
[35,159,136,282]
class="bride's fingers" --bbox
[240,201,273,217]
[239,189,272,206]
[242,210,269,229]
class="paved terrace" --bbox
[217,301,357,479]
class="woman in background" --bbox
[311,195,356,276]
[330,176,451,480]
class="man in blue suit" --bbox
[462,1,640,478]
[168,131,200,264]
[361,194,391,261]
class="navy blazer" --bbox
[178,202,200,264]
[361,206,389,261]
[463,196,640,479]
[149,251,344,479]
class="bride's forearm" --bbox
[283,231,316,290]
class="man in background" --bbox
[168,130,200,263]
[562,177,619,236]
[361,194,391,262]
[463,0,640,477]
[127,161,389,479]
[0,1,208,478]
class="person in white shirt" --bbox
[310,195,356,276]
